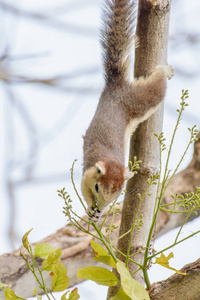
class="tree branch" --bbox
[149,258,200,300]
[0,1,96,36]
[0,65,101,93]
[107,3,172,299]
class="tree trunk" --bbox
[107,0,172,298]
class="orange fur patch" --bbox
[99,161,124,193]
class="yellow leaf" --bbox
[116,261,150,300]
[0,282,8,289]
[61,288,80,300]
[35,243,56,259]
[42,249,62,271]
[51,263,69,292]
[4,286,24,300]
[77,266,119,286]
[4,287,17,300]
[61,291,70,300]
[68,288,80,300]
[91,241,117,268]
[109,286,132,300]
[116,261,134,298]
[154,252,186,275]
[22,229,33,251]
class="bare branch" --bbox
[149,258,200,300]
[0,65,101,93]
[0,1,97,36]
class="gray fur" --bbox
[82,0,174,221]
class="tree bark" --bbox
[107,1,172,297]
[149,258,200,300]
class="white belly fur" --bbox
[124,103,160,151]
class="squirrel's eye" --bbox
[95,184,99,193]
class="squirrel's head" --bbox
[81,161,134,221]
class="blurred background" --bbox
[0,0,200,299]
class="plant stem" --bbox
[100,199,118,231]
[161,208,192,213]
[163,138,194,196]
[174,211,191,243]
[147,229,200,260]
[70,218,101,240]
[154,137,162,215]
[22,251,45,293]
[131,267,142,276]
[161,92,186,188]
[92,223,118,263]
[143,98,189,287]
[112,227,132,243]
[29,248,51,300]
[50,291,56,300]
[143,268,151,288]
[108,211,116,250]
[71,159,86,211]
[111,244,143,267]
[142,196,160,287]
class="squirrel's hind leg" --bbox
[127,65,174,117]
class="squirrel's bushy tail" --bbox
[101,0,137,86]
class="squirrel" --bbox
[81,0,174,222]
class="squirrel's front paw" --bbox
[165,65,174,80]
[87,207,102,223]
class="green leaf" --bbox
[35,243,56,259]
[154,252,186,275]
[116,262,134,298]
[22,229,33,251]
[61,288,80,300]
[50,263,69,292]
[42,249,62,271]
[0,282,8,289]
[4,287,17,300]
[91,241,116,268]
[93,256,117,268]
[130,279,150,300]
[117,261,150,300]
[109,286,132,300]
[90,240,109,256]
[77,266,119,286]
[4,286,24,300]
[61,291,70,300]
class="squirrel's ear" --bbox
[124,168,134,181]
[95,161,106,175]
